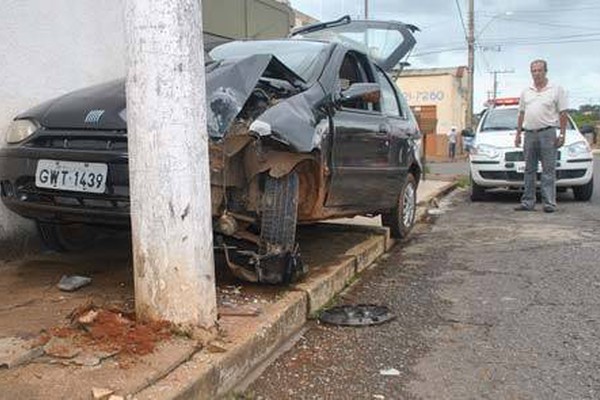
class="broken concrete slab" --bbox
[0,336,44,368]
[92,387,114,399]
[44,336,81,359]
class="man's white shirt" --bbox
[519,82,568,130]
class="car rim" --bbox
[402,182,416,228]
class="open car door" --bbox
[291,15,418,72]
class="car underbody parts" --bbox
[219,238,306,284]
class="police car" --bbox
[469,97,594,201]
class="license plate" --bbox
[35,159,108,194]
[517,163,542,173]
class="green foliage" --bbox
[569,104,599,129]
[456,175,469,188]
[572,113,596,128]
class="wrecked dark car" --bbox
[0,16,422,284]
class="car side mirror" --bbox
[461,129,474,137]
[340,83,381,104]
[580,124,594,134]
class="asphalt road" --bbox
[241,155,600,399]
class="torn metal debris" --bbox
[319,304,395,326]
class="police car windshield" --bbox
[481,108,518,131]
[481,107,576,132]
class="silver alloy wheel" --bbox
[402,181,416,228]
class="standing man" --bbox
[447,126,458,161]
[514,59,568,213]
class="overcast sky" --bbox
[290,0,600,112]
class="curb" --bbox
[137,182,457,399]
[416,181,458,223]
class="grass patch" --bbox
[456,175,469,188]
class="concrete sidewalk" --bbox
[138,179,456,400]
[0,179,456,400]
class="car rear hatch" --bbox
[290,15,418,72]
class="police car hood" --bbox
[476,129,584,148]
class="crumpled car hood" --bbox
[17,54,310,143]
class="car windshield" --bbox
[481,107,576,132]
[480,108,518,131]
[209,40,330,83]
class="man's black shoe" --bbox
[543,206,556,213]
[514,205,534,211]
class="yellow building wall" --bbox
[396,73,467,135]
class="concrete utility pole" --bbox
[490,69,515,101]
[365,0,368,19]
[466,0,475,129]
[125,0,217,329]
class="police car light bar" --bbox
[486,97,520,107]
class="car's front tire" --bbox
[382,173,417,239]
[470,174,486,201]
[573,178,593,201]
[257,171,305,284]
[37,222,98,252]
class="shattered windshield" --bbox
[209,40,329,83]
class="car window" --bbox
[398,92,414,123]
[375,69,401,117]
[209,40,329,83]
[339,51,379,111]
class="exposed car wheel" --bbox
[382,173,417,239]
[37,222,98,252]
[470,174,486,201]
[258,171,305,284]
[573,179,593,201]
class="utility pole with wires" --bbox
[490,69,515,101]
[364,0,368,19]
[467,0,475,129]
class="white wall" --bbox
[0,0,127,251]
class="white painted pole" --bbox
[125,0,217,329]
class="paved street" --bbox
[243,156,600,399]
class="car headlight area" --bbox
[5,119,40,144]
[472,143,500,159]
[565,140,591,159]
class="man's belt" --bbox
[524,126,556,133]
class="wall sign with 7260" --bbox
[35,159,108,194]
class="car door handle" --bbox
[378,125,390,135]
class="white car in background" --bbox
[469,98,594,201]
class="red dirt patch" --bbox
[47,305,172,357]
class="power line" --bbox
[411,46,467,57]
[479,32,600,44]
[484,37,600,47]
[480,5,600,15]
[412,36,600,57]
[481,14,600,32]
[454,0,468,41]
